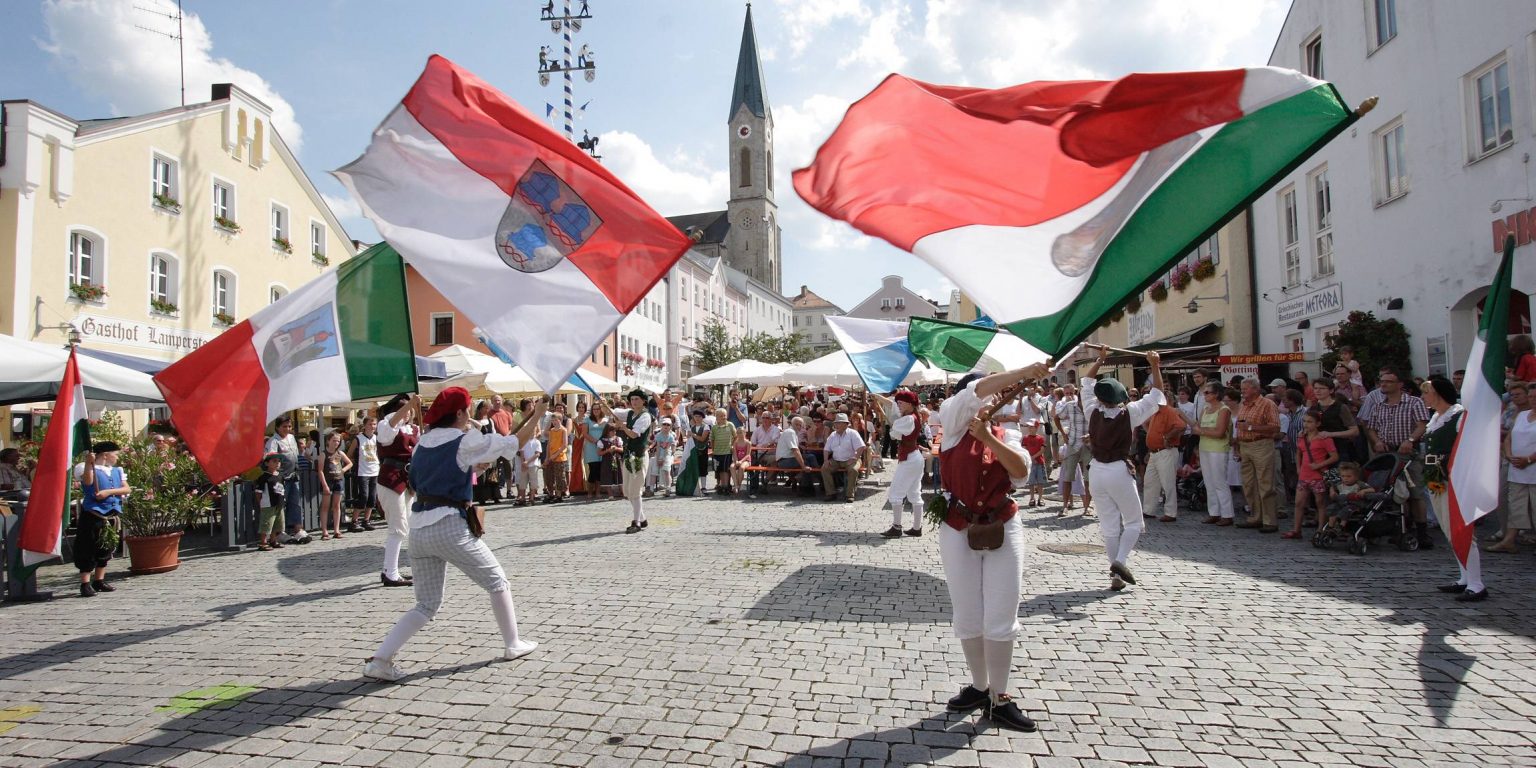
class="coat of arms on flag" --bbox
[497,159,604,273]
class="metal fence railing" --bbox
[221,469,327,550]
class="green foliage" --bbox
[92,411,133,446]
[1319,310,1413,387]
[684,318,816,374]
[115,437,212,538]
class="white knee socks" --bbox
[490,589,533,652]
[984,639,1015,702]
[374,608,430,661]
[960,637,988,691]
[382,538,404,580]
[631,495,644,524]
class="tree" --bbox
[1319,310,1412,388]
[683,319,817,376]
[685,318,737,374]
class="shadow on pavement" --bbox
[49,660,500,768]
[275,544,386,584]
[709,529,900,547]
[1017,589,1118,623]
[506,530,624,549]
[207,583,376,620]
[0,621,215,683]
[772,712,984,766]
[744,564,949,624]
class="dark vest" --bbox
[897,412,925,461]
[1088,408,1134,464]
[939,427,1018,531]
[624,410,651,458]
[409,434,471,510]
[378,423,417,493]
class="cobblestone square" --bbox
[2,477,1533,767]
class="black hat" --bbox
[378,393,412,417]
[90,441,120,454]
[1093,378,1129,406]
[627,388,649,401]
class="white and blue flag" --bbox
[825,316,917,393]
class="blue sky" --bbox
[2,0,1289,310]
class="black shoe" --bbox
[1258,526,1280,534]
[380,573,412,587]
[90,579,116,593]
[1109,576,1126,592]
[1417,527,1435,550]
[1109,561,1136,586]
[986,695,1037,732]
[945,685,989,713]
[881,526,903,538]
[904,528,923,537]
[625,523,642,534]
[640,520,648,529]
[346,523,362,533]
[79,582,96,598]
[1436,583,1468,594]
[360,521,376,531]
[1455,587,1489,602]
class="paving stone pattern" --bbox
[1,473,1533,767]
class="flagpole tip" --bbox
[1354,96,1379,117]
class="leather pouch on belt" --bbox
[966,508,1006,551]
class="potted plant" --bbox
[273,236,293,254]
[115,435,211,574]
[1126,293,1143,313]
[312,251,330,266]
[69,283,107,302]
[214,215,241,233]
[153,193,181,213]
[150,298,179,315]
[213,311,236,326]
[1149,280,1168,302]
[1193,257,1216,281]
[1170,263,1193,291]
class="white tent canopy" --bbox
[978,333,1050,372]
[0,334,164,408]
[689,359,792,386]
[902,364,951,386]
[781,351,862,388]
[429,345,585,395]
[575,368,622,394]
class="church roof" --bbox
[666,210,730,245]
[729,5,770,120]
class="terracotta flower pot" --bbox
[125,532,182,574]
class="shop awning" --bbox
[77,347,171,374]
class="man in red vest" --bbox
[875,389,928,537]
[936,361,1050,733]
[376,393,419,587]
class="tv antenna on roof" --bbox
[134,0,186,107]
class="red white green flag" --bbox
[18,348,90,568]
[794,67,1360,356]
[154,244,417,483]
[1445,236,1513,574]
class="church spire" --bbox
[729,4,769,120]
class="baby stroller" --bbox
[1176,469,1207,514]
[1315,454,1415,554]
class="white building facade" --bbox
[666,251,750,386]
[1251,0,1536,376]
[845,275,938,322]
[791,285,844,356]
[616,280,669,394]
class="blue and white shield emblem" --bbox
[495,159,603,273]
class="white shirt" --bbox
[520,436,541,468]
[1510,410,1536,484]
[356,433,380,477]
[775,428,801,462]
[1079,377,1167,431]
[824,427,866,462]
[1178,400,1199,435]
[937,380,1030,485]
[376,415,416,447]
[412,428,523,529]
[751,424,780,450]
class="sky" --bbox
[2,0,1291,311]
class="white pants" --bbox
[1199,450,1236,519]
[622,460,647,523]
[1091,459,1143,567]
[378,484,413,579]
[938,515,1025,641]
[1142,448,1179,518]
[887,454,924,528]
[649,453,672,490]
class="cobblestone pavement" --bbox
[2,470,1534,768]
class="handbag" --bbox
[1302,436,1342,486]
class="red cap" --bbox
[423,387,470,425]
[894,390,920,407]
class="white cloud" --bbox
[39,0,304,151]
[779,0,872,56]
[320,191,362,220]
[598,130,727,216]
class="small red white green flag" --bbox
[18,347,90,568]
[154,244,418,483]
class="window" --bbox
[269,285,288,305]
[1371,0,1397,48]
[430,313,454,346]
[1279,186,1301,287]
[1472,59,1513,156]
[1286,333,1305,353]
[151,154,178,204]
[310,221,326,259]
[212,270,236,319]
[1303,33,1323,79]
[793,316,799,327]
[881,298,892,310]
[148,253,179,310]
[895,297,905,309]
[68,231,98,288]
[271,204,289,244]
[1194,233,1220,265]
[1321,324,1342,350]
[766,149,773,192]
[1310,167,1334,276]
[1376,119,1408,202]
[212,180,235,225]
[738,147,752,187]
[602,343,608,366]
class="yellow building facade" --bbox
[0,84,354,363]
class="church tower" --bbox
[725,3,780,293]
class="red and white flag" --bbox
[18,348,91,568]
[336,55,691,393]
